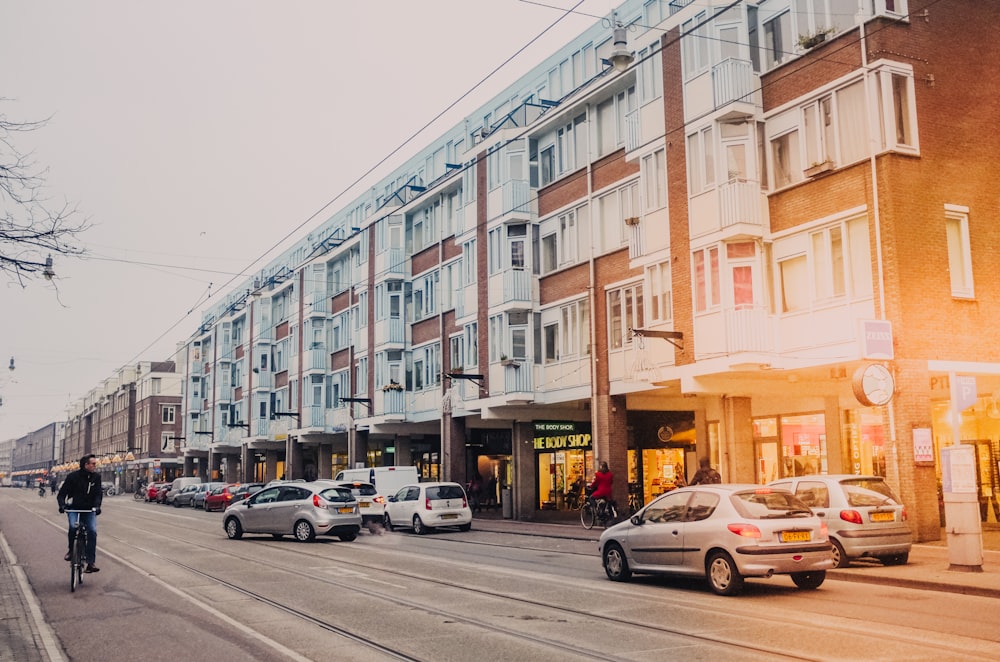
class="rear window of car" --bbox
[840,479,900,507]
[426,485,465,500]
[347,483,378,497]
[732,490,813,519]
[320,487,355,503]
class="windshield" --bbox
[426,485,466,500]
[732,490,814,519]
[840,479,900,507]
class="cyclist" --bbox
[588,461,615,519]
[57,454,103,573]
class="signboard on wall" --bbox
[859,319,894,360]
[532,421,592,452]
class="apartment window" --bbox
[541,233,558,273]
[356,357,368,395]
[646,261,673,322]
[876,69,918,151]
[779,255,809,312]
[462,239,477,284]
[945,206,974,298]
[465,322,479,367]
[487,227,503,275]
[597,182,639,254]
[608,283,644,349]
[770,130,801,189]
[763,10,792,69]
[682,12,710,78]
[413,272,438,321]
[693,246,720,312]
[450,335,464,370]
[642,148,667,211]
[540,145,555,186]
[596,86,636,156]
[162,406,176,424]
[638,40,664,104]
[561,299,590,357]
[687,127,715,193]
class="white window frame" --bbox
[607,282,644,350]
[945,205,974,299]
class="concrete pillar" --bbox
[824,396,845,474]
[511,421,534,520]
[286,437,301,480]
[722,396,754,483]
[442,417,465,483]
[265,451,278,482]
[394,436,412,466]
[183,456,196,477]
[240,445,254,483]
[318,443,333,479]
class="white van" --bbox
[334,466,419,498]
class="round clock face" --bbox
[852,363,895,407]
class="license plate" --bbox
[781,531,811,543]
[358,502,369,508]
[870,511,895,522]
[440,513,458,520]
[338,507,354,514]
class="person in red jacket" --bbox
[588,461,615,518]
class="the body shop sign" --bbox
[533,421,592,452]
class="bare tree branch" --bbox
[1,100,89,286]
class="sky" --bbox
[1,0,619,440]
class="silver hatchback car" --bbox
[223,483,362,542]
[599,485,833,596]
[769,474,912,567]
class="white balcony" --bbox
[488,269,534,310]
[253,372,273,390]
[711,58,758,119]
[689,180,769,241]
[487,179,534,224]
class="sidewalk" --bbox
[0,530,64,662]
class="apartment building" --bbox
[63,360,183,489]
[178,0,1000,540]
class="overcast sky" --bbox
[1,0,616,440]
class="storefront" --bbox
[532,421,591,511]
[628,411,697,510]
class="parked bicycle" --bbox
[65,508,95,592]
[580,493,618,529]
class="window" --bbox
[682,12,710,78]
[356,357,368,395]
[561,299,590,357]
[876,69,917,151]
[541,233,558,273]
[642,148,667,211]
[162,405,176,424]
[728,241,757,307]
[450,335,464,370]
[596,86,636,156]
[779,255,809,312]
[646,261,673,322]
[638,40,663,104]
[597,182,639,254]
[693,246,720,312]
[543,323,558,363]
[465,322,479,368]
[762,10,792,69]
[945,206,974,298]
[488,227,503,275]
[608,283,644,349]
[540,145,555,186]
[770,130,801,189]
[413,272,438,321]
[462,240,477,284]
[687,127,715,193]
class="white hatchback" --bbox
[383,482,472,534]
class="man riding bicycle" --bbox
[588,461,615,518]
[57,454,103,573]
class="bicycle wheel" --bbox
[580,502,596,529]
[70,533,83,592]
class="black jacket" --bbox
[57,469,103,511]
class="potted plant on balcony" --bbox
[804,160,834,177]
[500,355,519,368]
[382,381,404,392]
[798,28,833,50]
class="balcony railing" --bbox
[502,269,532,306]
[253,372,273,390]
[502,180,531,219]
[718,179,766,229]
[625,109,641,153]
[307,346,327,371]
[502,361,534,395]
[725,305,772,353]
[712,58,756,111]
[381,389,405,416]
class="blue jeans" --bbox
[66,511,97,565]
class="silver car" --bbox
[223,483,361,542]
[768,474,912,567]
[599,484,833,596]
[383,482,472,534]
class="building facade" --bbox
[176,0,1000,541]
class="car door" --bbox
[675,490,723,572]
[270,486,310,533]
[242,486,281,532]
[391,486,421,527]
[627,490,691,569]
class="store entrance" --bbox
[973,440,1000,523]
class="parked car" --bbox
[146,482,169,502]
[171,483,201,507]
[319,480,385,526]
[383,482,472,534]
[599,484,833,596]
[228,482,265,505]
[223,483,361,542]
[162,476,202,505]
[768,474,912,567]
[204,483,243,512]
[191,482,225,509]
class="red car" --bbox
[146,482,169,502]
[204,483,242,512]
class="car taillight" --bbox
[425,497,432,510]
[820,522,828,538]
[313,494,327,509]
[463,497,468,508]
[901,506,907,521]
[727,523,761,538]
[840,510,863,524]
[224,494,232,501]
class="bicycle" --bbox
[133,485,147,501]
[65,508,95,592]
[38,485,47,498]
[580,495,618,529]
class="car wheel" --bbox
[224,517,243,540]
[790,570,826,590]
[338,532,358,542]
[603,542,632,582]
[294,520,316,542]
[830,538,850,569]
[413,515,427,535]
[173,500,181,508]
[706,551,744,596]
[458,523,472,532]
[882,552,909,566]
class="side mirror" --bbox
[631,515,643,526]
[387,496,397,503]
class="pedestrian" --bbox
[467,473,483,512]
[689,458,722,485]
[485,474,498,510]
